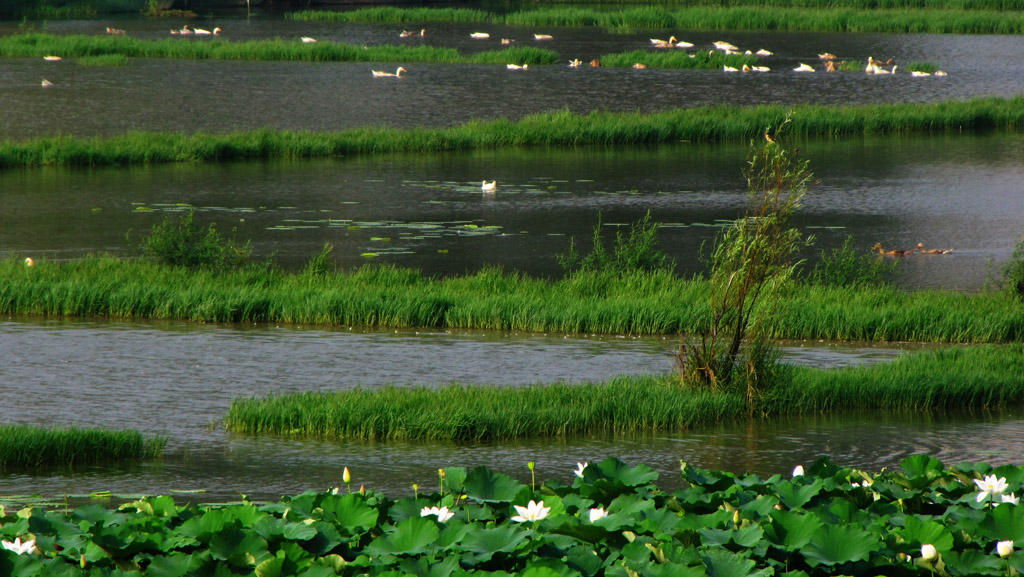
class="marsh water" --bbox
[2,14,1023,501]
[1,318,1020,504]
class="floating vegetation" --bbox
[0,425,166,468]
[0,33,559,66]
[5,97,1024,169]
[3,456,1024,575]
[598,49,757,69]
[6,255,1024,342]
[289,4,1024,34]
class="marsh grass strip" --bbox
[224,344,1024,440]
[0,425,167,468]
[5,257,1024,342]
[4,98,1024,169]
[290,5,1024,34]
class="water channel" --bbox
[2,14,1022,502]
[1,318,1020,504]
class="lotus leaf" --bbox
[700,548,771,577]
[800,524,878,567]
[462,467,527,503]
[365,517,439,556]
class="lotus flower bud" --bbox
[921,544,938,561]
[998,540,1014,558]
[792,465,804,477]
[343,467,351,484]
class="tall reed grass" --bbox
[599,49,756,69]
[288,5,1024,34]
[224,344,1024,440]
[0,425,167,468]
[0,33,558,65]
[4,97,1024,169]
[5,256,1024,343]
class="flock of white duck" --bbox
[36,25,947,87]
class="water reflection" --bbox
[2,318,1019,504]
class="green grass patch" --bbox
[7,256,1024,342]
[598,49,757,69]
[5,97,1024,169]
[291,4,1024,34]
[0,425,166,468]
[224,344,1024,440]
[0,33,559,66]
[907,61,941,73]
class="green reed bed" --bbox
[225,344,1024,440]
[7,257,1024,343]
[598,49,756,69]
[0,425,166,468]
[290,5,1024,34]
[5,97,1024,169]
[0,33,559,66]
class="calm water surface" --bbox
[3,133,1022,290]
[2,318,1020,503]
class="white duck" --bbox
[713,41,738,51]
[650,36,677,48]
[481,181,497,192]
[534,33,553,40]
[301,37,317,43]
[371,67,407,77]
[470,32,490,39]
[675,40,694,48]
[793,63,815,72]
[506,63,528,70]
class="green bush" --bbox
[810,235,897,288]
[141,210,250,269]
[557,210,674,275]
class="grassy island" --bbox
[2,456,1023,577]
[5,256,1024,343]
[3,98,1024,169]
[0,425,166,468]
[225,344,1024,441]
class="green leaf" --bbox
[364,517,439,556]
[208,528,270,566]
[255,554,285,577]
[900,515,953,551]
[700,549,770,577]
[900,455,946,477]
[979,503,1024,542]
[590,458,659,487]
[320,494,379,531]
[459,525,530,556]
[398,555,461,577]
[463,467,526,503]
[801,524,877,567]
[764,510,823,550]
[443,467,468,494]
[943,550,1003,576]
[146,552,204,577]
[773,480,821,510]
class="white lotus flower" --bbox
[1,538,37,555]
[589,507,608,522]
[511,500,550,523]
[921,544,938,561]
[792,465,804,477]
[420,505,455,522]
[999,493,1020,506]
[998,540,1014,558]
[574,462,588,478]
[975,475,1009,503]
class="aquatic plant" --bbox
[1001,235,1024,299]
[7,254,1024,341]
[225,343,1024,440]
[5,97,1024,170]
[598,48,757,69]
[0,33,558,66]
[0,425,166,468]
[558,210,674,275]
[3,456,1024,575]
[809,234,898,288]
[141,210,251,270]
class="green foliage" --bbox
[8,254,1024,341]
[0,425,165,468]
[6,96,1024,170]
[907,61,941,73]
[1002,236,1024,299]
[681,128,813,400]
[226,343,1024,440]
[557,211,674,276]
[598,49,757,69]
[809,235,897,288]
[2,456,1023,576]
[141,210,250,270]
[303,244,336,279]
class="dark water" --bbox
[3,318,1018,504]
[3,133,1022,290]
